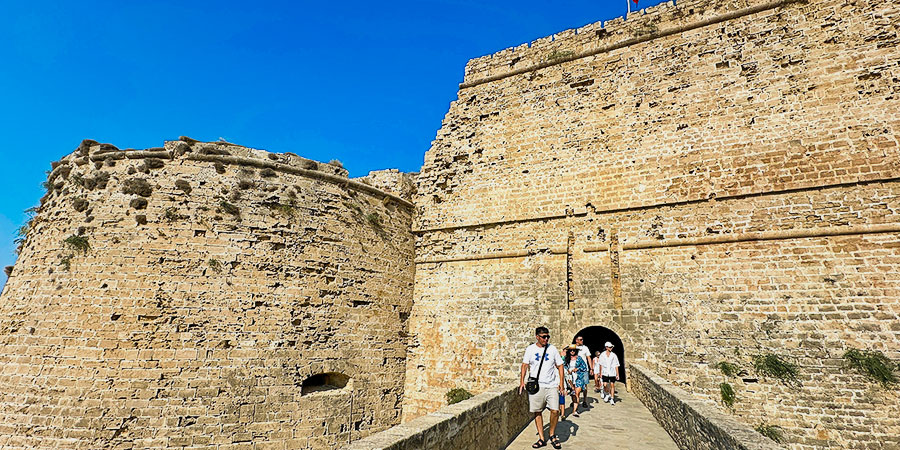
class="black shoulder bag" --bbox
[525,345,549,395]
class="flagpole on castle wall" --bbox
[627,0,631,15]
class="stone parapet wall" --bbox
[462,0,800,86]
[0,139,415,449]
[629,363,783,450]
[345,384,529,450]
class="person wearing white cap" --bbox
[597,341,620,405]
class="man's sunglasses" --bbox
[538,335,550,339]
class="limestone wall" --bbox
[344,383,529,450]
[408,0,900,448]
[0,139,415,449]
[630,363,783,450]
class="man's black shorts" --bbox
[601,375,617,383]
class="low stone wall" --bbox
[629,363,782,450]
[344,384,530,450]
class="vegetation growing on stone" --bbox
[14,207,39,256]
[719,382,735,408]
[122,178,153,197]
[755,424,784,443]
[208,259,223,273]
[717,361,740,378]
[328,159,343,169]
[59,254,73,271]
[843,349,898,387]
[135,215,148,225]
[753,354,799,385]
[446,388,473,405]
[260,168,277,178]
[64,235,90,254]
[366,212,382,229]
[301,160,318,170]
[547,49,575,62]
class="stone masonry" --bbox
[0,140,415,449]
[2,0,900,449]
[407,0,900,448]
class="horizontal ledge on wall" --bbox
[89,149,173,161]
[624,223,900,250]
[414,177,900,234]
[582,245,610,253]
[414,212,577,234]
[459,0,805,89]
[415,246,566,264]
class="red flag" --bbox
[632,0,638,3]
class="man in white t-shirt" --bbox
[574,335,593,407]
[519,326,565,449]
[597,341,620,405]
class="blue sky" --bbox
[0,0,668,285]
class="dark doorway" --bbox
[572,326,626,384]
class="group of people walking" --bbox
[518,327,620,449]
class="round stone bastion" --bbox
[0,138,415,449]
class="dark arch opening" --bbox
[301,372,350,395]
[573,326,626,384]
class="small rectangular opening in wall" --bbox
[301,372,351,395]
[742,378,758,383]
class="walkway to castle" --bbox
[506,389,677,449]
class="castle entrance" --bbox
[573,326,626,384]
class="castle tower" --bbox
[0,140,415,449]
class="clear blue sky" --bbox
[0,0,667,284]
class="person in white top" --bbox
[597,341,620,405]
[573,335,593,407]
[593,350,604,393]
[519,327,565,449]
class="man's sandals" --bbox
[549,435,562,449]
[533,434,562,449]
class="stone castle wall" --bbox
[407,0,900,448]
[0,140,415,449]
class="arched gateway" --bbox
[573,326,626,384]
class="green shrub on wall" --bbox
[753,354,799,386]
[843,349,898,387]
[755,423,784,443]
[64,235,90,254]
[446,388,473,405]
[716,361,740,378]
[719,382,735,408]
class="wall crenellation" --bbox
[462,0,799,86]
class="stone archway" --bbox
[573,326,626,384]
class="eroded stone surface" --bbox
[407,0,900,448]
[1,141,415,449]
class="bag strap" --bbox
[534,345,549,380]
